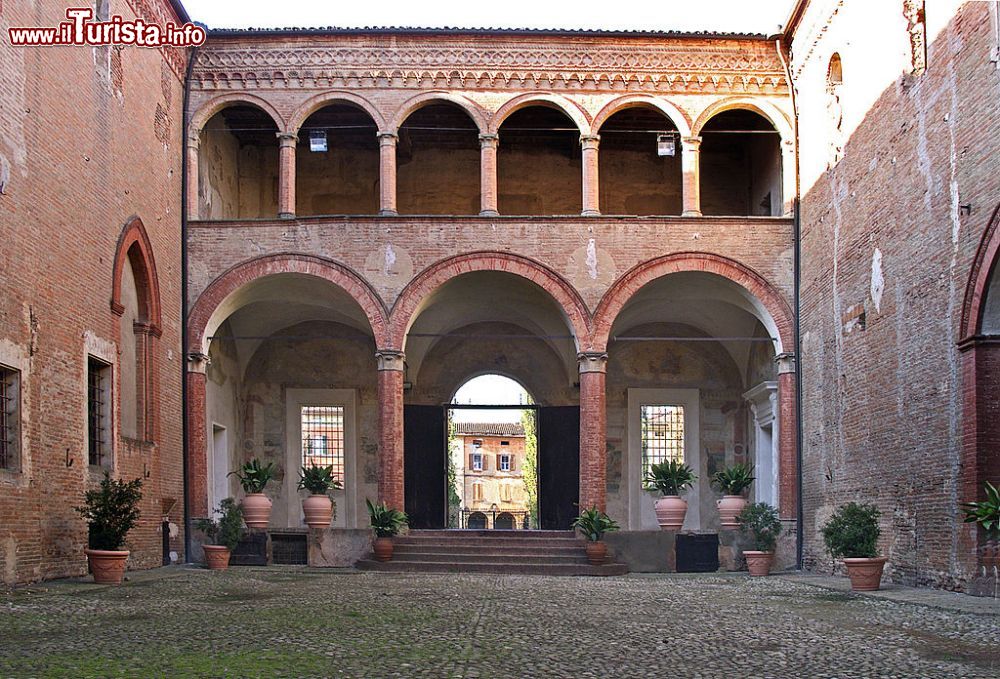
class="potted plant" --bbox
[821,502,886,591]
[572,506,620,565]
[736,502,781,576]
[644,459,697,530]
[961,481,1000,568]
[299,463,343,528]
[366,498,408,562]
[712,463,755,530]
[194,498,243,570]
[75,472,143,585]
[229,458,275,529]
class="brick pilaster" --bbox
[479,133,499,216]
[681,136,702,217]
[579,352,608,512]
[186,356,210,518]
[376,350,405,510]
[775,353,797,520]
[186,133,200,220]
[580,135,600,217]
[378,132,398,216]
[277,133,298,219]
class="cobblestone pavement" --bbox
[2,568,998,678]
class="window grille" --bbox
[640,404,684,479]
[301,406,345,486]
[0,366,19,471]
[88,358,111,467]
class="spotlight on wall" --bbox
[657,134,676,157]
[309,130,328,152]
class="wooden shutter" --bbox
[496,454,502,471]
[469,453,474,469]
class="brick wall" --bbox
[0,0,186,584]
[794,0,1000,589]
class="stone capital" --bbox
[186,132,200,150]
[579,135,600,150]
[774,352,796,374]
[378,131,398,146]
[682,136,702,151]
[376,350,406,372]
[187,352,210,374]
[276,132,298,147]
[577,352,608,374]
[479,133,499,148]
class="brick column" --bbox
[681,136,702,217]
[781,139,796,217]
[578,352,608,511]
[186,354,210,518]
[479,133,499,216]
[580,135,600,216]
[186,133,200,220]
[775,353,798,520]
[277,133,297,219]
[378,132,398,216]
[376,350,405,510]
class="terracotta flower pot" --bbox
[843,557,887,591]
[203,545,232,570]
[85,549,129,585]
[654,496,688,530]
[373,536,394,562]
[241,493,272,529]
[717,495,748,530]
[744,550,774,577]
[585,541,608,565]
[302,494,334,528]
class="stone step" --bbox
[409,530,575,539]
[393,536,583,548]
[393,542,583,555]
[355,559,628,577]
[390,551,590,565]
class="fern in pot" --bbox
[195,498,244,570]
[712,463,755,530]
[366,499,408,562]
[572,506,620,565]
[644,459,697,530]
[229,458,275,529]
[299,463,343,529]
[736,502,781,576]
[821,502,885,591]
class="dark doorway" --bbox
[467,512,487,529]
[538,406,581,530]
[404,405,447,528]
[495,512,515,530]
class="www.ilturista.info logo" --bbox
[8,8,206,47]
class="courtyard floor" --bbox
[1,567,998,678]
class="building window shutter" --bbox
[496,453,502,470]
[468,453,474,469]
[510,455,516,472]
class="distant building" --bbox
[452,423,529,529]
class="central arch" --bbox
[388,252,592,351]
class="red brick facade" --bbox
[0,0,187,584]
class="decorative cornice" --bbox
[126,0,189,81]
[191,40,788,94]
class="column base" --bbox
[581,210,601,217]
[681,209,703,217]
[378,209,399,217]
[479,210,500,217]
[279,212,295,219]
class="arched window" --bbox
[828,53,843,88]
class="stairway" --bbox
[356,530,628,576]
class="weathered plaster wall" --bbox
[239,322,379,529]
